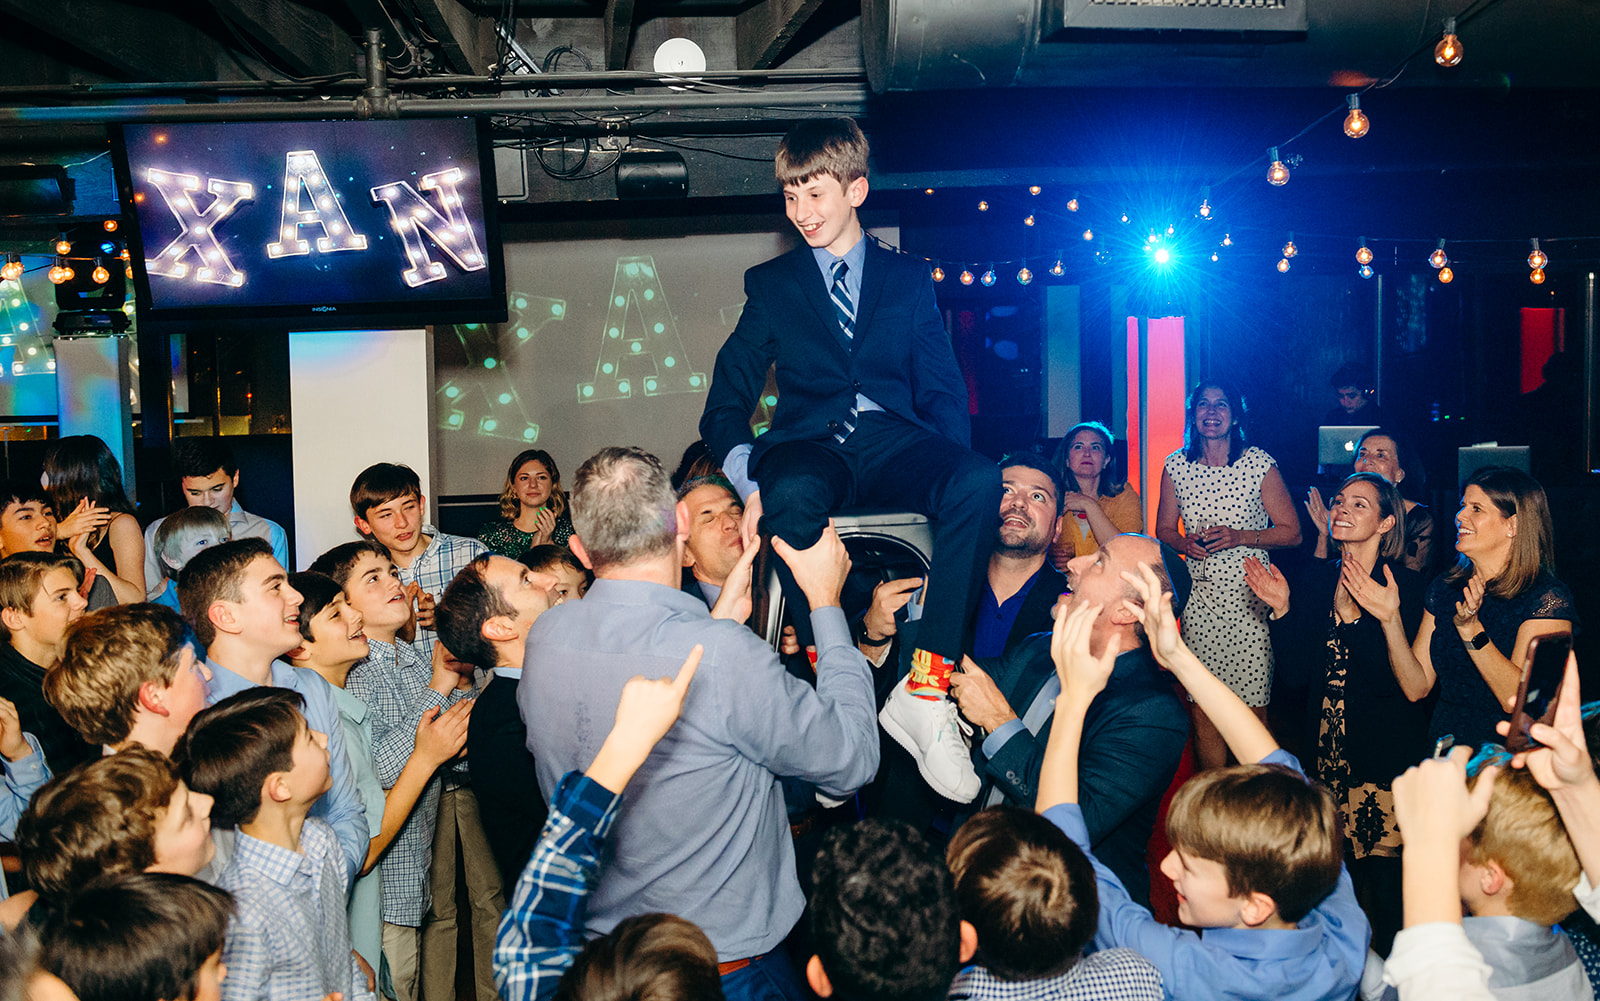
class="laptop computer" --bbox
[1318,425,1380,467]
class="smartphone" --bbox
[1505,632,1573,752]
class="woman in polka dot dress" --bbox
[1156,381,1302,769]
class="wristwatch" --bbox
[1468,630,1491,650]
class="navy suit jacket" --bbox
[700,240,970,469]
[975,639,1188,906]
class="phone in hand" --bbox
[1505,631,1573,752]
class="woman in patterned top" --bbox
[477,449,573,557]
[1244,472,1427,954]
[1047,421,1145,573]
[1306,427,1436,575]
[1345,465,1577,750]
[1155,380,1301,770]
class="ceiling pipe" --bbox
[0,88,871,124]
[0,68,868,101]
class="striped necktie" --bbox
[830,258,857,442]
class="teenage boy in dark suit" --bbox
[700,117,999,804]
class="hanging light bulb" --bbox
[55,234,72,255]
[1267,147,1290,186]
[1082,229,1094,241]
[1438,266,1455,283]
[0,254,21,282]
[1066,195,1080,212]
[959,269,975,286]
[91,258,110,284]
[48,256,72,284]
[1049,258,1065,277]
[1119,212,1130,224]
[1343,95,1370,138]
[1166,223,1176,236]
[1017,266,1033,285]
[1028,185,1042,196]
[1282,233,1298,258]
[1210,251,1220,262]
[1528,238,1548,270]
[1147,229,1159,245]
[103,218,119,232]
[125,265,135,280]
[1429,240,1448,269]
[1434,17,1463,67]
[977,200,989,212]
[1531,268,1547,285]
[1221,233,1233,247]
[119,248,130,262]
[924,188,935,195]
[1197,187,1212,219]
[1023,214,1035,227]
[980,267,997,287]
[1356,238,1374,265]
[931,266,945,283]
[1277,258,1291,273]
[1359,264,1374,279]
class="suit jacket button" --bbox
[826,420,840,433]
[852,380,862,391]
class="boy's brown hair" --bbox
[177,537,273,647]
[775,118,868,189]
[946,807,1096,981]
[173,687,304,828]
[44,603,193,746]
[15,748,181,898]
[0,551,80,642]
[1165,763,1342,924]
[1467,768,1581,925]
[350,462,423,524]
[306,540,390,592]
[37,872,234,1001]
[554,913,723,1001]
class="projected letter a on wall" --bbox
[579,256,705,403]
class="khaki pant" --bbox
[420,786,505,1001]
[382,922,420,1001]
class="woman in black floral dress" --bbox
[1245,471,1427,952]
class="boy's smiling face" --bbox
[784,173,868,259]
[304,592,370,666]
[1159,848,1254,929]
[223,556,303,656]
[341,552,410,634]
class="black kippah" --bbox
[1157,541,1192,619]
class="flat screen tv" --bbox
[113,116,506,330]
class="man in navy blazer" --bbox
[700,117,999,804]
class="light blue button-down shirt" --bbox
[520,578,878,961]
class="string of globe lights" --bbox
[0,221,131,287]
[913,0,1559,290]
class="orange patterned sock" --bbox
[906,648,956,700]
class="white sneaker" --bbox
[879,683,981,803]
